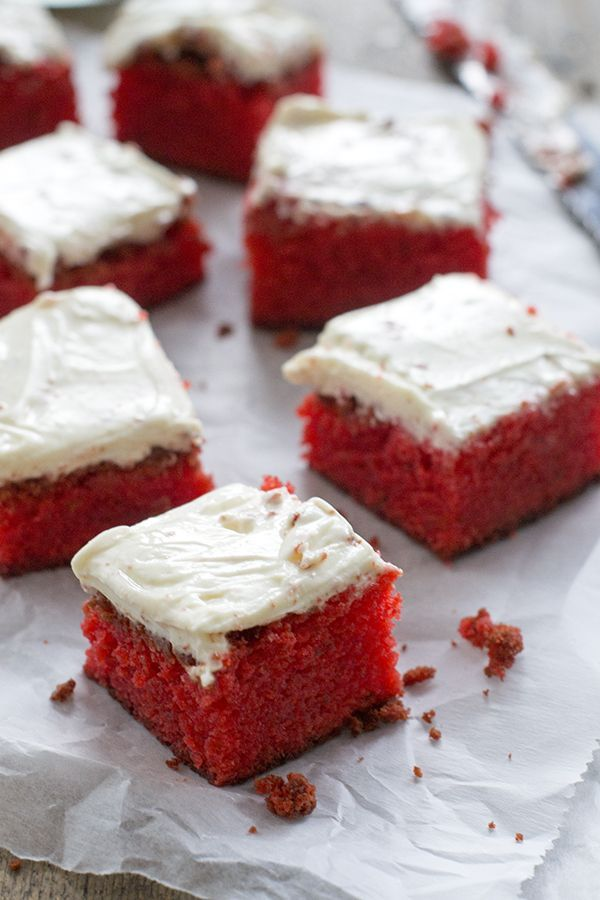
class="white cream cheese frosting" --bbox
[72,482,399,686]
[248,95,487,228]
[0,123,196,289]
[0,2,69,66]
[104,0,322,84]
[283,274,600,451]
[0,286,203,486]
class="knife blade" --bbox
[390,0,600,247]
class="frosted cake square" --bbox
[284,274,600,557]
[0,124,209,317]
[0,2,77,150]
[106,0,323,180]
[74,481,402,785]
[0,286,212,575]
[245,95,490,327]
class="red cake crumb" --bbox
[515,833,524,843]
[369,535,381,552]
[425,19,470,62]
[403,666,436,687]
[357,756,364,763]
[0,447,213,577]
[401,643,408,652]
[348,697,410,735]
[260,475,296,494]
[113,54,322,180]
[0,61,77,151]
[451,640,458,648]
[459,608,494,649]
[274,329,300,350]
[527,305,538,316]
[248,825,258,834]
[255,773,317,819]
[459,608,524,679]
[429,727,442,742]
[165,757,180,771]
[0,218,210,318]
[473,40,501,73]
[217,322,234,338]
[422,709,436,724]
[483,689,490,698]
[488,821,496,831]
[485,625,524,679]
[413,766,423,779]
[50,678,76,702]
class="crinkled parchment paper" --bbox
[1,31,600,900]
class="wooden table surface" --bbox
[1,1,595,897]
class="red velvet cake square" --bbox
[73,482,402,785]
[0,286,213,576]
[0,123,209,318]
[0,3,77,150]
[245,94,490,327]
[284,274,600,558]
[106,0,323,181]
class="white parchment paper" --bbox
[1,31,600,900]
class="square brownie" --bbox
[0,285,212,575]
[0,123,209,317]
[0,3,77,150]
[73,481,402,785]
[284,274,600,557]
[106,0,323,180]
[245,94,490,327]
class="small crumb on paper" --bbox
[429,727,442,742]
[459,608,524,679]
[248,825,258,834]
[413,766,423,779]
[50,679,76,702]
[422,709,436,724]
[165,758,180,771]
[404,666,436,687]
[348,698,410,735]
[255,773,316,819]
[8,858,22,872]
[515,832,524,843]
[488,821,496,831]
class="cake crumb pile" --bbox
[459,608,524,679]
[255,773,316,819]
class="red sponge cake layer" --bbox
[82,571,401,786]
[246,202,489,328]
[113,54,322,181]
[0,60,77,150]
[0,218,209,318]
[0,448,213,577]
[297,386,600,559]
